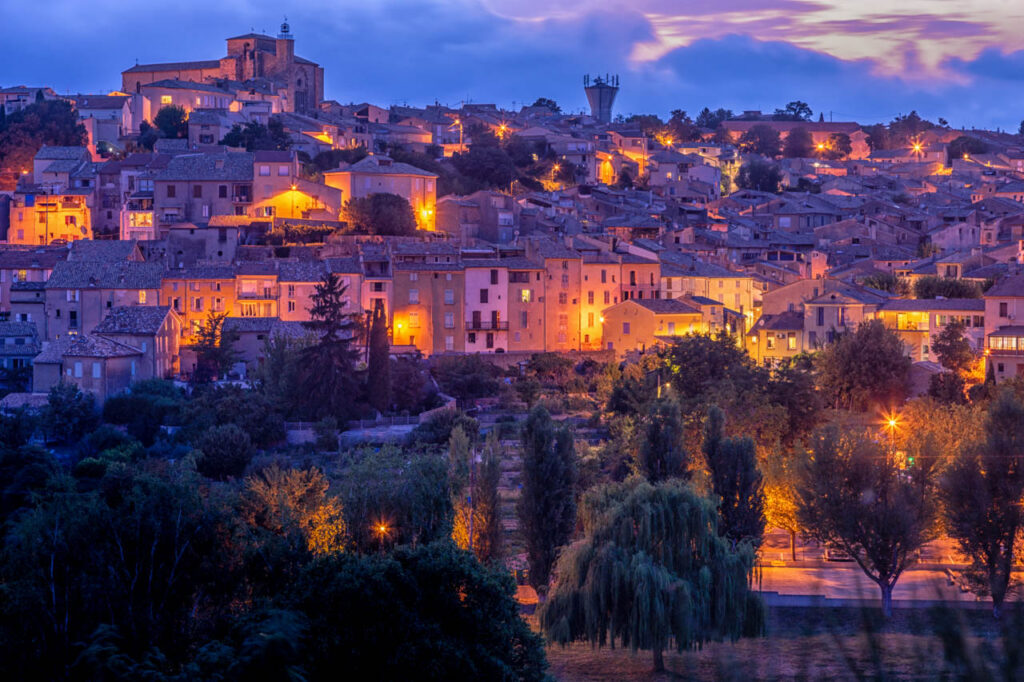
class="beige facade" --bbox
[324,156,438,231]
[601,299,703,355]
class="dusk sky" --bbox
[5,0,1024,129]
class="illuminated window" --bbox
[160,95,172,105]
[521,289,532,303]
[139,290,147,304]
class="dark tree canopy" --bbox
[703,406,765,547]
[344,192,417,235]
[153,105,187,139]
[815,320,911,411]
[736,157,782,193]
[290,542,548,681]
[798,426,937,617]
[636,395,688,482]
[783,126,814,158]
[772,101,813,122]
[299,273,361,420]
[932,320,976,375]
[219,119,291,151]
[531,97,561,113]
[913,276,981,299]
[517,405,576,597]
[0,99,87,190]
[942,390,1024,618]
[695,107,734,129]
[367,299,391,413]
[541,478,761,671]
[738,124,782,157]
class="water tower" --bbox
[583,74,619,124]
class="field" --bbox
[542,605,1011,681]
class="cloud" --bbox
[2,0,1023,130]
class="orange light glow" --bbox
[290,184,297,191]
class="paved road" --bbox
[756,565,977,602]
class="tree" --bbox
[451,144,516,189]
[738,124,781,157]
[933,320,976,375]
[241,465,346,568]
[947,135,988,164]
[153,105,187,139]
[192,310,239,383]
[636,395,688,481]
[913,276,981,299]
[928,372,967,404]
[864,123,889,151]
[42,381,97,444]
[0,99,87,190]
[773,100,813,121]
[430,354,500,401]
[762,442,802,560]
[942,390,1024,619]
[667,108,699,141]
[339,446,452,551]
[531,97,561,113]
[703,406,765,548]
[367,299,391,413]
[825,132,853,159]
[299,273,361,420]
[540,478,761,672]
[137,120,160,151]
[343,192,417,235]
[195,423,254,480]
[289,542,548,681]
[695,107,734,129]
[782,126,814,158]
[219,119,290,151]
[614,168,634,189]
[474,433,504,564]
[516,405,576,599]
[815,320,911,411]
[736,157,781,192]
[860,272,909,295]
[798,426,937,617]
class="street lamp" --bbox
[375,521,391,553]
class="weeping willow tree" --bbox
[540,478,762,672]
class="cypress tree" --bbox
[636,395,688,482]
[367,299,391,414]
[516,405,576,599]
[540,478,762,672]
[703,406,765,548]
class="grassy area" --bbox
[543,605,1011,681]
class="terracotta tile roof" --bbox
[62,335,143,359]
[986,274,1024,298]
[277,261,327,282]
[122,60,222,74]
[632,298,701,314]
[156,152,253,182]
[93,306,172,335]
[35,146,89,160]
[68,240,138,262]
[46,261,165,289]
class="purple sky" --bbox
[3,0,1024,129]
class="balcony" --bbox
[237,286,280,300]
[466,320,508,331]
